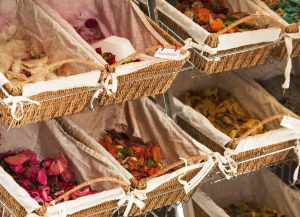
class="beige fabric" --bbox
[68,98,212,166]
[172,71,297,149]
[139,0,282,51]
[193,169,300,217]
[35,0,167,55]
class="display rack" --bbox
[0,1,299,217]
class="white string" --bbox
[282,27,300,89]
[1,87,40,121]
[89,73,118,109]
[293,139,300,184]
[117,190,146,217]
[182,38,218,55]
[210,151,238,179]
[178,157,189,185]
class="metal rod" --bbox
[147,0,159,23]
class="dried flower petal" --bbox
[48,153,68,176]
[4,153,29,166]
[10,164,25,174]
[42,158,53,168]
[23,150,37,163]
[61,170,74,183]
[85,19,98,29]
[37,168,48,185]
[24,165,39,182]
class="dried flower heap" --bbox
[0,150,96,204]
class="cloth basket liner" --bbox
[139,0,282,51]
[0,0,105,97]
[171,71,299,152]
[65,97,213,191]
[193,169,300,217]
[0,119,131,216]
[35,0,189,81]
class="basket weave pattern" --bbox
[177,116,295,174]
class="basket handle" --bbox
[47,58,106,73]
[229,114,287,149]
[213,13,286,36]
[45,177,130,207]
[137,155,207,187]
[106,44,187,72]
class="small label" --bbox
[0,72,9,87]
[280,116,300,132]
[154,48,181,60]
[184,160,215,194]
[45,206,67,217]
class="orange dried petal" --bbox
[198,8,212,21]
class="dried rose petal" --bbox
[10,164,25,174]
[21,69,31,78]
[30,190,44,204]
[24,165,39,181]
[70,186,95,200]
[23,150,37,163]
[4,153,29,166]
[18,179,33,191]
[0,150,17,158]
[48,153,68,176]
[42,158,53,168]
[37,168,48,185]
[95,47,102,55]
[61,170,74,182]
[85,18,98,29]
[107,55,116,65]
[57,182,75,191]
[53,190,65,197]
[39,186,52,203]
[133,59,141,62]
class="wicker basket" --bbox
[177,114,295,175]
[253,0,300,60]
[0,59,105,129]
[139,1,285,74]
[57,98,216,216]
[0,119,134,217]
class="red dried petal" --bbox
[39,186,52,203]
[30,190,44,204]
[107,55,116,65]
[57,182,75,191]
[48,153,68,176]
[10,164,25,174]
[21,69,32,78]
[95,47,102,55]
[18,179,33,191]
[61,170,74,183]
[23,150,37,163]
[85,18,98,29]
[37,168,48,185]
[42,158,53,168]
[4,153,29,166]
[24,165,39,182]
[70,186,95,200]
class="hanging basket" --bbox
[0,119,132,217]
[172,72,298,175]
[57,98,216,216]
[35,0,190,107]
[139,0,285,74]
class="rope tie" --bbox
[293,139,300,184]
[117,190,146,217]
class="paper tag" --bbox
[154,48,181,60]
[0,72,9,87]
[184,160,215,194]
[45,206,67,217]
[280,116,300,132]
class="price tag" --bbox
[280,116,300,132]
[0,72,9,87]
[184,160,215,194]
[45,206,67,217]
[154,48,181,60]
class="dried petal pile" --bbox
[224,201,285,217]
[180,88,263,138]
[168,0,263,33]
[268,0,300,24]
[74,18,101,44]
[0,150,96,205]
[99,130,163,181]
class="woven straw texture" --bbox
[176,115,295,175]
[158,11,275,74]
[261,0,300,60]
